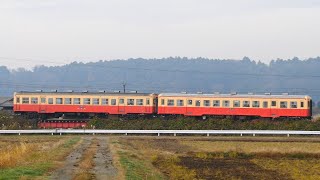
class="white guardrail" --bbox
[1,129,320,137]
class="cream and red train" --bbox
[13,91,312,120]
[158,93,311,119]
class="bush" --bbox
[0,111,35,129]
[87,117,320,131]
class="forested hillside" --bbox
[1,57,320,101]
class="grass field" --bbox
[2,135,320,179]
[110,136,320,180]
[0,136,81,179]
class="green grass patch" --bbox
[119,151,164,180]
[0,162,51,180]
[63,136,81,148]
[0,137,81,179]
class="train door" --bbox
[15,96,20,111]
[145,98,151,113]
[262,100,271,118]
[39,96,47,113]
[270,100,278,118]
[186,99,193,116]
[118,97,125,114]
[153,97,158,113]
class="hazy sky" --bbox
[1,0,320,69]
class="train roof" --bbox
[158,93,311,99]
[14,91,155,96]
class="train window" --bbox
[243,101,250,107]
[64,98,72,104]
[233,100,240,107]
[146,98,150,105]
[41,98,46,103]
[280,101,287,108]
[188,100,193,105]
[93,98,100,105]
[223,100,230,107]
[102,98,109,105]
[167,99,174,106]
[73,98,80,104]
[213,100,220,107]
[136,99,144,106]
[271,101,277,106]
[177,100,184,106]
[111,99,116,105]
[204,100,210,107]
[56,98,63,104]
[48,98,53,104]
[308,101,310,108]
[252,101,260,108]
[263,101,268,108]
[127,99,134,105]
[290,101,297,108]
[22,97,29,104]
[119,99,124,104]
[300,102,304,108]
[16,97,20,103]
[83,98,91,105]
[31,97,38,104]
[161,99,165,105]
[195,100,201,106]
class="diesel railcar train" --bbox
[13,91,312,121]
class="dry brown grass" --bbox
[110,137,165,179]
[181,139,320,154]
[111,136,320,180]
[109,139,125,180]
[0,136,81,179]
[0,136,70,169]
[72,138,98,180]
[0,142,36,168]
[252,159,320,179]
[152,155,196,180]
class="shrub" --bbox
[87,117,320,131]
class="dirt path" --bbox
[93,137,117,179]
[50,137,92,180]
[50,136,117,180]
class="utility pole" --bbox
[122,81,126,93]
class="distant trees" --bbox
[0,57,320,101]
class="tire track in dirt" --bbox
[92,137,117,179]
[50,136,117,180]
[50,137,92,180]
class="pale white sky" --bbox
[1,0,320,69]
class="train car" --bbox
[158,93,312,119]
[13,91,158,118]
